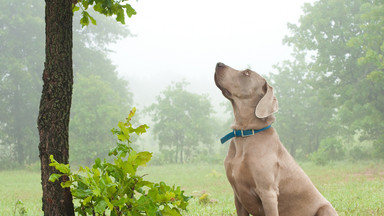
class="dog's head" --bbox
[214,62,278,119]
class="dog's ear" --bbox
[255,82,278,118]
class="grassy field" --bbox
[1,161,383,216]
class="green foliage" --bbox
[349,146,370,161]
[147,81,216,163]
[70,6,134,164]
[268,53,335,158]
[70,74,132,164]
[49,108,190,215]
[310,137,345,166]
[74,0,137,27]
[0,0,44,165]
[271,0,384,160]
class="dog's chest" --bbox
[225,153,256,190]
[224,139,258,186]
[224,138,271,215]
[224,152,264,214]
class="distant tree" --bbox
[70,74,132,164]
[281,0,384,159]
[38,0,136,215]
[269,53,335,158]
[70,10,134,165]
[147,81,216,163]
[0,0,133,168]
[0,0,44,165]
[346,1,384,157]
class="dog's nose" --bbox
[216,62,225,68]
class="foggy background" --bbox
[106,0,317,157]
[109,0,315,108]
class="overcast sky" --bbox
[110,0,316,109]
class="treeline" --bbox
[268,0,384,164]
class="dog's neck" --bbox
[230,99,275,130]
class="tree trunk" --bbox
[180,146,183,163]
[37,0,75,215]
[14,85,24,165]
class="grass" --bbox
[0,161,383,215]
[0,170,43,216]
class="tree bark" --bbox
[38,0,75,215]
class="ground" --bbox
[1,161,383,215]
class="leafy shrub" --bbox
[49,108,190,215]
[310,137,345,165]
[309,150,329,166]
[349,146,370,161]
[372,136,384,159]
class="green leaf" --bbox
[161,205,181,216]
[83,196,93,206]
[122,160,135,176]
[80,11,90,27]
[94,200,108,214]
[117,134,127,141]
[108,147,118,156]
[73,6,80,13]
[92,168,101,178]
[134,124,149,135]
[116,7,125,24]
[49,155,71,174]
[88,14,97,25]
[137,180,153,188]
[61,180,73,188]
[165,191,176,201]
[103,197,114,211]
[111,197,129,208]
[137,196,156,215]
[49,154,58,165]
[127,150,137,161]
[92,187,101,197]
[49,173,63,183]
[56,164,70,174]
[93,158,102,169]
[106,184,117,196]
[136,151,152,166]
[127,107,136,121]
[124,4,137,18]
[72,188,93,199]
[93,2,103,13]
[82,0,89,10]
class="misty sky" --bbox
[110,0,316,109]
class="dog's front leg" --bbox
[259,190,279,216]
[234,195,250,216]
